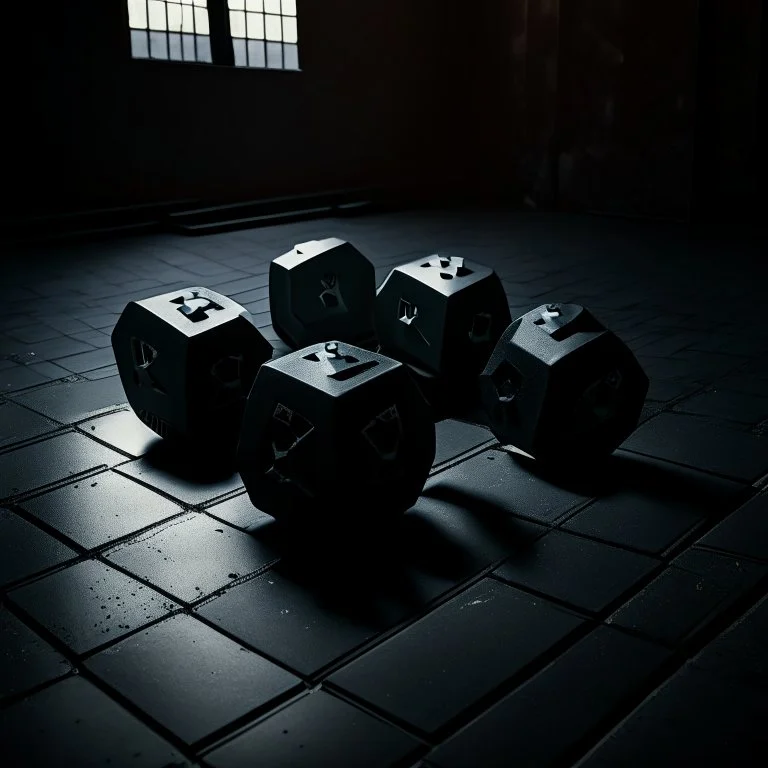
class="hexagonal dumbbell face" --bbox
[269,238,376,350]
[478,303,649,463]
[237,340,436,525]
[374,254,511,379]
[112,287,273,447]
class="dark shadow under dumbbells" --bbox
[249,511,486,629]
[510,448,749,514]
[142,439,239,484]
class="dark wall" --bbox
[5,1,763,223]
[692,0,764,230]
[6,0,480,216]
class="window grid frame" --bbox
[127,0,299,71]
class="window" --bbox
[127,0,299,70]
[128,1,212,63]
[228,0,298,70]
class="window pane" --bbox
[128,0,148,29]
[264,0,280,13]
[233,38,247,66]
[148,1,167,31]
[264,14,282,41]
[266,41,282,68]
[150,31,169,58]
[194,5,209,34]
[246,12,264,39]
[169,31,183,60]
[230,10,246,37]
[167,2,183,31]
[196,34,212,61]
[282,16,297,44]
[131,29,150,57]
[181,32,196,60]
[246,0,264,11]
[283,42,299,69]
[247,39,266,67]
[193,0,207,6]
[282,0,296,15]
[228,0,245,10]
[181,4,195,33]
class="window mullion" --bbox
[207,0,235,66]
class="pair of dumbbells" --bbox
[270,237,648,465]
[112,237,648,531]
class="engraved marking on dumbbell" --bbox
[468,312,493,344]
[137,409,171,439]
[265,403,316,496]
[318,273,347,311]
[397,299,431,346]
[362,405,403,461]
[170,290,224,322]
[420,255,473,279]
[130,338,166,394]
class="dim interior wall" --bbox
[692,0,763,230]
[5,0,487,218]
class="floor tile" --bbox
[20,336,96,362]
[115,447,244,506]
[27,360,73,380]
[688,592,768,690]
[433,419,495,467]
[19,470,184,549]
[575,663,768,767]
[205,492,272,531]
[494,529,659,613]
[69,329,113,347]
[195,517,482,678]
[621,412,768,483]
[86,613,301,745]
[53,346,116,374]
[8,559,179,654]
[9,376,127,423]
[562,451,749,554]
[673,387,768,425]
[0,399,61,448]
[0,606,71,700]
[0,676,187,767]
[328,579,585,735]
[697,492,768,562]
[204,690,423,768]
[607,548,768,648]
[0,508,78,587]
[429,626,670,768]
[103,513,278,603]
[0,363,52,392]
[81,364,119,380]
[5,324,62,344]
[645,377,701,403]
[0,431,127,500]
[78,408,160,457]
[422,448,589,525]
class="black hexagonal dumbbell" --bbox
[237,340,436,529]
[374,253,511,420]
[478,302,649,465]
[269,238,377,350]
[112,287,273,451]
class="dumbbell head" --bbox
[269,238,376,349]
[375,254,511,380]
[478,303,649,463]
[112,286,273,447]
[237,341,436,526]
